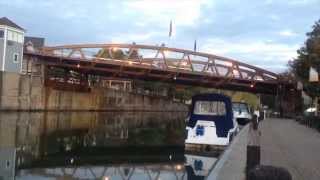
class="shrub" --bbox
[302,115,320,131]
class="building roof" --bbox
[0,17,24,31]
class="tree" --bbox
[113,49,125,59]
[96,48,111,59]
[290,19,320,97]
[95,48,126,59]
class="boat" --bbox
[185,153,218,179]
[185,93,239,151]
[232,102,253,128]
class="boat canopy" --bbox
[187,93,234,138]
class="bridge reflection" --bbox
[18,163,187,179]
[0,111,220,180]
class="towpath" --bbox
[260,118,320,180]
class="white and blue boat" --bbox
[185,93,239,151]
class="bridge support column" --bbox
[277,84,303,118]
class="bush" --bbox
[301,115,320,132]
[247,165,292,180]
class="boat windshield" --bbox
[233,103,249,113]
[193,101,226,116]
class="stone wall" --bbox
[0,71,188,111]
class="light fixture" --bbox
[181,62,187,66]
[70,158,74,164]
[175,164,183,170]
[77,64,80,68]
[112,47,118,52]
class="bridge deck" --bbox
[261,118,320,180]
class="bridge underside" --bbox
[25,52,279,94]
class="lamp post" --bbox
[309,67,319,116]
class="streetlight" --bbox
[309,67,319,116]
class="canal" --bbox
[0,111,221,179]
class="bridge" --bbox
[23,43,292,94]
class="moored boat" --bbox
[185,93,239,152]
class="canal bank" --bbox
[0,71,188,111]
[209,124,249,180]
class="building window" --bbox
[17,34,23,43]
[13,53,19,63]
[7,30,13,41]
[0,30,4,38]
[7,30,23,43]
[194,101,226,116]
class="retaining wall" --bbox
[0,72,188,111]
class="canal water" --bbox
[0,112,220,179]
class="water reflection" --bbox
[18,164,186,180]
[16,154,217,180]
[0,112,219,179]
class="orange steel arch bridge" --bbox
[24,43,291,94]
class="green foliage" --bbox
[113,49,125,59]
[96,48,126,59]
[133,79,260,106]
[231,92,259,109]
[297,115,320,132]
[96,48,112,59]
[96,48,141,60]
[290,19,320,97]
[128,128,166,146]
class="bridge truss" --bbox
[25,43,284,94]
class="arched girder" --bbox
[41,43,278,81]
[23,43,283,94]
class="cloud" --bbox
[269,14,280,21]
[265,0,318,5]
[123,0,212,27]
[278,30,298,37]
[200,38,299,72]
[101,31,164,44]
[2,0,318,73]
[287,0,319,5]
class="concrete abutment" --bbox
[0,71,188,111]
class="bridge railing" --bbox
[39,44,279,84]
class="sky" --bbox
[1,0,320,73]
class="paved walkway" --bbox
[260,118,320,180]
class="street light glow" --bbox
[112,47,118,52]
[181,62,188,66]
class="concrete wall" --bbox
[0,71,188,111]
[0,71,21,109]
